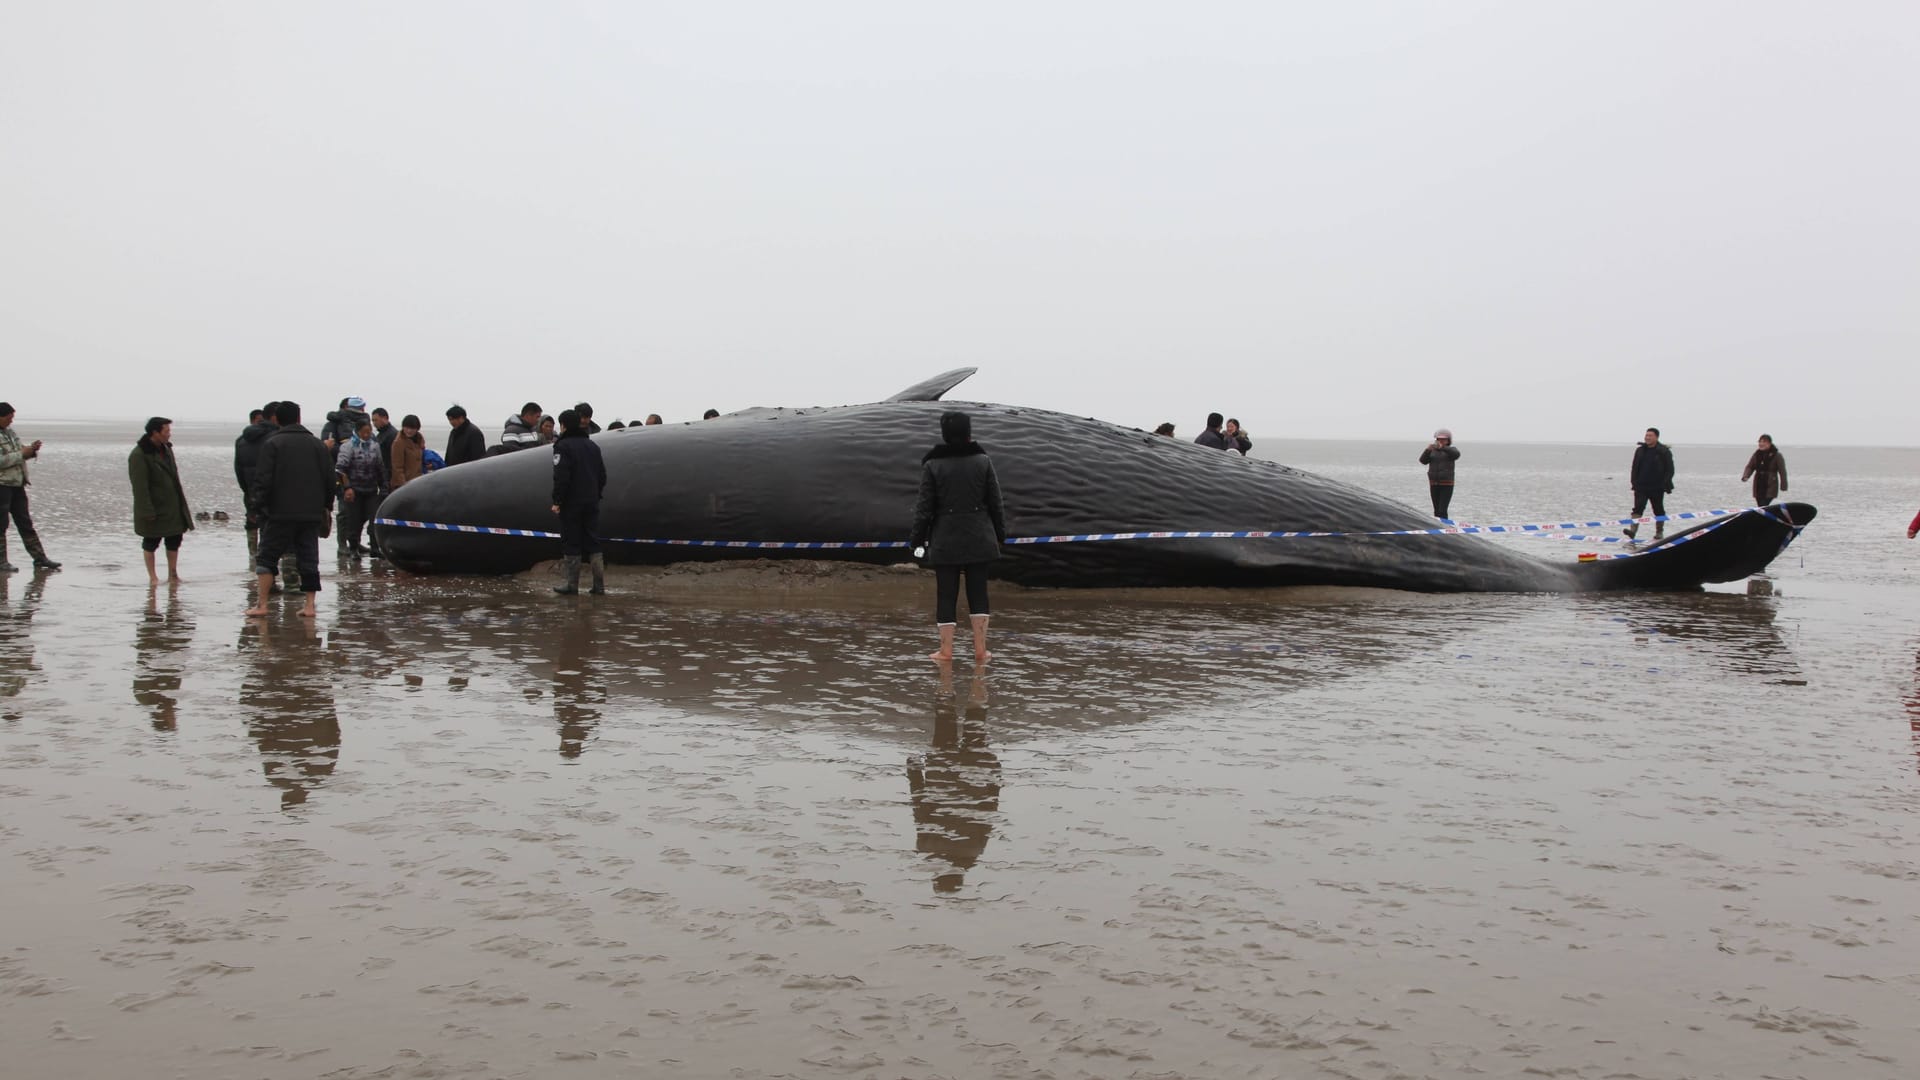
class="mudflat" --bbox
[2,422,1917,1078]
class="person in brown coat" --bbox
[1740,434,1789,506]
[389,414,426,490]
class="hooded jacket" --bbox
[250,423,336,523]
[322,407,370,447]
[909,443,1008,566]
[233,420,274,492]
[130,436,194,538]
[501,413,541,451]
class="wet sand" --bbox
[2,425,1918,1078]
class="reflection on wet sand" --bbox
[238,618,341,809]
[552,609,606,759]
[1906,647,1920,776]
[908,666,1001,893]
[385,586,1480,747]
[1584,588,1801,682]
[132,587,193,732]
[0,572,49,710]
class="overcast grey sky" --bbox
[2,2,1913,444]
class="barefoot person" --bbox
[247,401,335,618]
[909,410,1007,663]
[129,417,192,585]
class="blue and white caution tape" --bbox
[374,506,1762,558]
[374,518,906,548]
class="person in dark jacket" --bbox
[1193,412,1228,450]
[370,407,398,474]
[321,397,370,452]
[131,417,193,585]
[573,402,602,435]
[909,410,1008,664]
[444,405,487,466]
[1223,418,1252,456]
[247,401,335,617]
[234,403,278,560]
[1623,427,1676,540]
[549,409,609,595]
[1741,434,1788,506]
[1419,428,1460,519]
[500,402,543,452]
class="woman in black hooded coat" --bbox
[909,411,1007,663]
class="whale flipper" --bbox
[885,368,977,402]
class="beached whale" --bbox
[374,369,1814,591]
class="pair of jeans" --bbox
[1,485,40,549]
[1429,484,1454,519]
[338,490,381,551]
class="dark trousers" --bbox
[558,503,601,557]
[1631,490,1667,521]
[339,490,380,550]
[1,484,39,546]
[256,519,322,593]
[934,562,990,623]
[1429,483,1454,519]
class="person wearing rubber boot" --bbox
[246,401,335,618]
[0,402,62,573]
[1623,427,1675,541]
[909,410,1007,664]
[549,409,607,595]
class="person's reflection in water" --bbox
[1904,647,1920,777]
[238,618,341,810]
[907,666,1002,894]
[133,587,194,732]
[552,611,606,759]
[0,572,49,709]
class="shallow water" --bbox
[3,422,1918,1078]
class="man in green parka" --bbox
[130,416,192,585]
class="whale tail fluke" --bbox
[1576,503,1814,591]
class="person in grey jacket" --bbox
[909,410,1008,664]
[1419,428,1460,519]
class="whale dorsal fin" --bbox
[884,367,977,402]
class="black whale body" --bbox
[374,372,1813,591]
